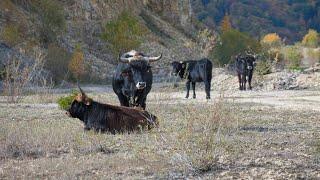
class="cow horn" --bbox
[77,84,84,94]
[145,54,162,62]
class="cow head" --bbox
[245,55,256,71]
[67,86,92,119]
[171,61,186,78]
[119,50,162,103]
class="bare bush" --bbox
[167,98,238,175]
[3,47,51,103]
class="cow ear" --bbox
[75,93,83,102]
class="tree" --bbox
[220,14,232,33]
[101,12,147,55]
[261,33,282,47]
[68,45,85,81]
[211,29,261,66]
[302,29,319,48]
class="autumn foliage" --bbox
[69,45,85,80]
[220,15,232,33]
[261,33,282,47]
[302,29,319,48]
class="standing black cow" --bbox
[171,58,212,99]
[112,50,162,110]
[236,53,256,90]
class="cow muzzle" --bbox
[136,82,146,90]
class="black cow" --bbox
[112,50,162,110]
[67,87,158,133]
[235,53,256,90]
[171,58,212,99]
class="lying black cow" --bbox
[235,53,256,90]
[171,58,212,99]
[112,50,162,110]
[67,87,158,133]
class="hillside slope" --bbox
[192,0,320,42]
[0,0,201,81]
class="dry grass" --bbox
[0,90,319,179]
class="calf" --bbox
[171,58,212,99]
[66,87,158,133]
[236,54,256,90]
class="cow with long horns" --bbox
[112,50,162,109]
[66,86,158,133]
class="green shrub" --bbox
[1,24,22,46]
[302,29,319,48]
[283,46,303,70]
[57,91,78,110]
[101,11,147,55]
[255,60,272,76]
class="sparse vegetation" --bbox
[2,47,47,103]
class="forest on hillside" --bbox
[192,0,320,43]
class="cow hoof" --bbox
[206,96,210,99]
[185,96,189,99]
[193,95,196,99]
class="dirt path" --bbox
[148,90,320,112]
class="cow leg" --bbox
[192,82,196,99]
[248,73,253,90]
[238,74,242,90]
[205,81,211,99]
[117,93,129,107]
[243,75,247,91]
[185,80,191,98]
[140,97,147,110]
[136,95,147,110]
